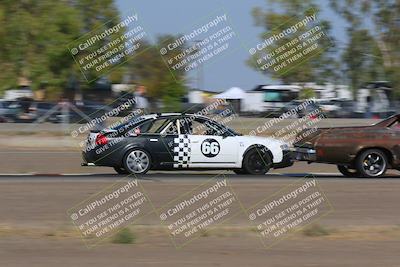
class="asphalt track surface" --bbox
[0,140,399,267]
[0,172,400,267]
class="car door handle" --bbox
[150,139,158,142]
[192,140,199,143]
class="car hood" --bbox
[240,135,288,148]
[293,125,374,148]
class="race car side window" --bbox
[188,118,222,136]
[162,120,179,135]
[189,120,207,135]
[125,118,171,135]
[158,118,180,135]
[126,119,161,135]
[147,118,170,133]
[179,117,192,134]
[112,117,150,135]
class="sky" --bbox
[115,0,349,92]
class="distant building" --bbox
[187,89,218,104]
[242,83,353,114]
[242,85,301,113]
[293,82,352,100]
[355,81,393,116]
[213,87,246,113]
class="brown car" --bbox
[292,114,400,177]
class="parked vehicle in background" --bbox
[111,92,137,116]
[329,99,356,118]
[291,114,400,178]
[355,81,396,118]
[0,100,19,122]
[28,102,58,122]
[3,98,38,122]
[242,85,301,116]
[1,100,59,123]
[0,99,114,124]
[54,100,113,124]
[316,99,356,118]
[279,99,324,118]
[315,99,341,116]
[75,100,113,114]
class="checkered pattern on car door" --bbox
[173,134,191,168]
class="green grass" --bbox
[112,228,136,244]
[302,224,332,237]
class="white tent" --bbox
[213,87,246,99]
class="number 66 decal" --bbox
[201,139,220,157]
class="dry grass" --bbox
[1,224,400,242]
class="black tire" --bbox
[233,169,248,175]
[355,149,388,178]
[242,148,272,175]
[337,165,360,177]
[123,149,151,175]
[113,166,130,175]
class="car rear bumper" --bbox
[290,147,316,162]
[273,150,294,169]
[81,148,120,167]
[81,150,98,166]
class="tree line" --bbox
[1,0,398,103]
[249,0,399,96]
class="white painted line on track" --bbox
[0,173,98,176]
[0,172,341,176]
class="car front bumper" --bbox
[290,147,316,162]
[273,150,294,169]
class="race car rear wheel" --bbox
[355,149,388,178]
[113,166,130,175]
[337,165,360,177]
[123,149,151,175]
[243,148,272,175]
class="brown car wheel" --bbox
[355,149,388,178]
[337,165,360,177]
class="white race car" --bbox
[82,113,293,174]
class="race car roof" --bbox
[151,113,207,118]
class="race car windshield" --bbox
[207,118,240,136]
[219,123,240,136]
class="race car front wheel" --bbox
[233,169,248,175]
[123,149,151,175]
[337,165,360,177]
[355,149,388,178]
[243,148,272,175]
